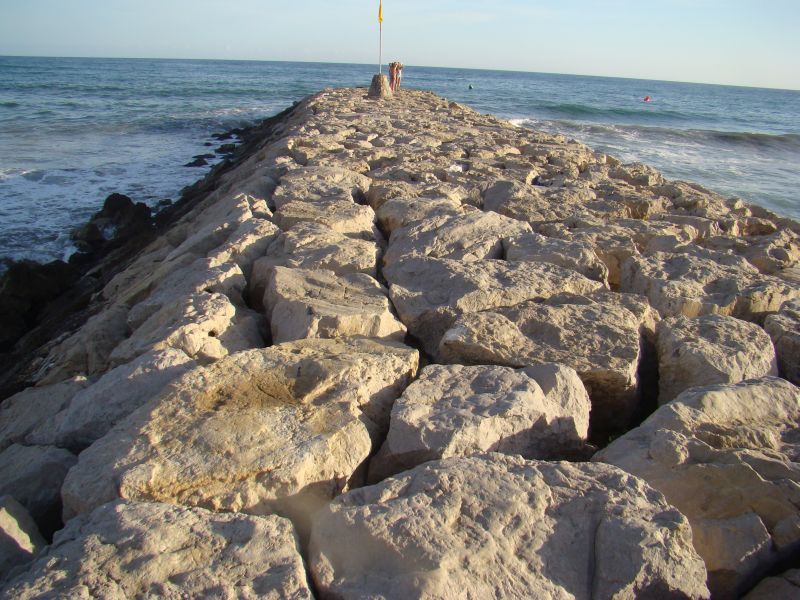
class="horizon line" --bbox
[2,53,799,93]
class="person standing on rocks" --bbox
[395,62,404,91]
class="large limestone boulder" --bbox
[620,247,800,322]
[61,339,418,535]
[0,497,44,584]
[764,299,800,385]
[0,500,313,598]
[27,349,196,451]
[383,211,531,266]
[272,166,372,209]
[385,256,602,356]
[369,363,590,481]
[0,444,76,533]
[273,198,378,240]
[439,292,658,433]
[503,231,609,285]
[0,378,87,451]
[594,377,800,598]
[743,569,800,599]
[264,267,406,343]
[375,196,466,235]
[310,454,710,599]
[205,217,281,276]
[482,179,596,225]
[656,314,778,404]
[108,292,263,366]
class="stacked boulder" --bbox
[2,87,799,598]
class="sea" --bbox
[1,56,799,268]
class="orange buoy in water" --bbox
[643,96,652,102]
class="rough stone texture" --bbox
[367,73,392,99]
[205,217,281,276]
[594,377,800,599]
[0,378,87,451]
[764,299,800,385]
[439,292,658,432]
[620,247,800,323]
[27,349,196,451]
[504,231,609,285]
[62,339,418,535]
[264,267,406,343]
[0,500,313,599]
[108,292,264,366]
[742,569,800,599]
[273,199,377,240]
[0,496,44,584]
[272,166,371,210]
[369,363,590,481]
[385,256,603,357]
[383,211,532,267]
[310,454,710,600]
[0,444,76,532]
[376,196,467,235]
[656,314,778,404]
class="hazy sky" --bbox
[1,0,798,89]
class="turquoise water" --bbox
[1,56,798,264]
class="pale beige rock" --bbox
[376,196,466,235]
[385,256,602,357]
[0,496,44,584]
[594,377,800,598]
[656,314,778,404]
[126,258,247,330]
[700,229,800,275]
[483,179,598,224]
[274,198,378,240]
[742,569,800,599]
[764,300,800,385]
[27,349,196,451]
[367,73,392,99]
[109,292,263,366]
[503,231,609,284]
[206,217,281,276]
[383,211,531,267]
[369,363,590,481]
[620,247,800,322]
[556,225,640,289]
[264,267,405,343]
[1,501,313,599]
[310,454,710,600]
[0,378,87,451]
[272,166,372,209]
[61,339,418,533]
[439,292,657,432]
[248,222,380,309]
[0,444,76,528]
[610,162,665,187]
[365,180,420,210]
[35,304,129,384]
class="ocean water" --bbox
[1,56,798,266]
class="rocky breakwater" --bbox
[1,87,799,598]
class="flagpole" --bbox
[379,22,383,74]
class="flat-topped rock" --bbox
[272,166,372,210]
[383,211,532,266]
[108,292,263,366]
[62,338,418,534]
[0,501,312,599]
[656,314,778,404]
[440,292,658,433]
[621,246,800,322]
[385,256,602,357]
[264,267,406,343]
[376,196,467,235]
[743,569,800,599]
[273,198,378,240]
[310,454,710,599]
[764,299,800,385]
[594,377,800,598]
[369,363,590,482]
[503,231,609,284]
[27,348,196,452]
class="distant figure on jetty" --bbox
[389,61,404,92]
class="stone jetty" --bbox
[1,87,799,599]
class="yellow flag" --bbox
[378,0,383,24]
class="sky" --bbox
[1,0,798,90]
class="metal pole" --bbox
[379,23,383,74]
